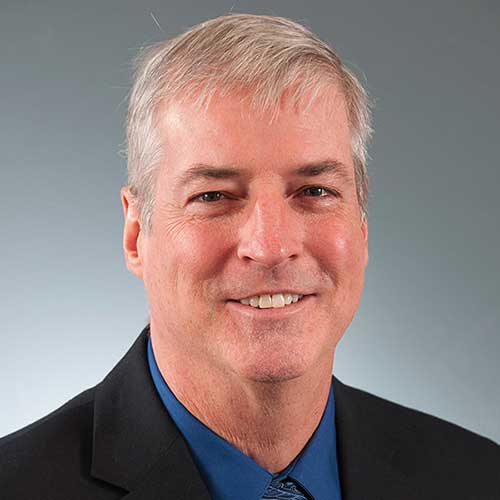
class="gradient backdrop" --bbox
[1,0,499,443]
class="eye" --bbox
[299,186,337,198]
[194,191,227,203]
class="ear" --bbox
[361,219,369,267]
[120,186,144,280]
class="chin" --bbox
[246,370,304,384]
[233,348,314,384]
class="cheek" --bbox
[311,222,367,283]
[316,224,356,261]
[152,220,231,292]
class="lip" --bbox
[231,291,312,301]
[226,294,315,319]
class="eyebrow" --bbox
[178,159,350,187]
[293,160,350,179]
[179,165,243,185]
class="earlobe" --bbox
[121,187,144,280]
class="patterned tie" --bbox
[262,476,311,499]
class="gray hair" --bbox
[126,14,372,231]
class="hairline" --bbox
[126,14,372,232]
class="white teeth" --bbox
[249,296,260,307]
[238,293,304,308]
[259,295,273,308]
[272,294,285,308]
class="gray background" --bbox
[1,0,499,442]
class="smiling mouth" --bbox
[228,293,311,309]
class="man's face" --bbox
[127,89,368,383]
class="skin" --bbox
[121,87,369,473]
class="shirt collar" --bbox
[147,337,342,500]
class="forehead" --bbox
[155,87,353,179]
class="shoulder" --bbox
[0,387,94,458]
[0,387,117,499]
[341,379,498,449]
[334,377,500,496]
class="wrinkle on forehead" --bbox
[158,83,347,131]
[154,84,355,202]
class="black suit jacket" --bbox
[1,325,499,499]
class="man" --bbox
[1,13,498,500]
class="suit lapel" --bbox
[121,436,211,500]
[90,326,419,500]
[333,376,420,500]
[90,325,211,500]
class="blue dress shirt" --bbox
[147,337,342,500]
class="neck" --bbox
[151,332,334,473]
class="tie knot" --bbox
[262,477,311,499]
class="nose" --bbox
[237,192,304,268]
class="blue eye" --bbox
[194,187,336,204]
[197,191,226,202]
[301,186,335,197]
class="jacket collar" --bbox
[333,377,420,500]
[90,325,415,500]
[90,325,211,500]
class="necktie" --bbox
[262,477,311,499]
